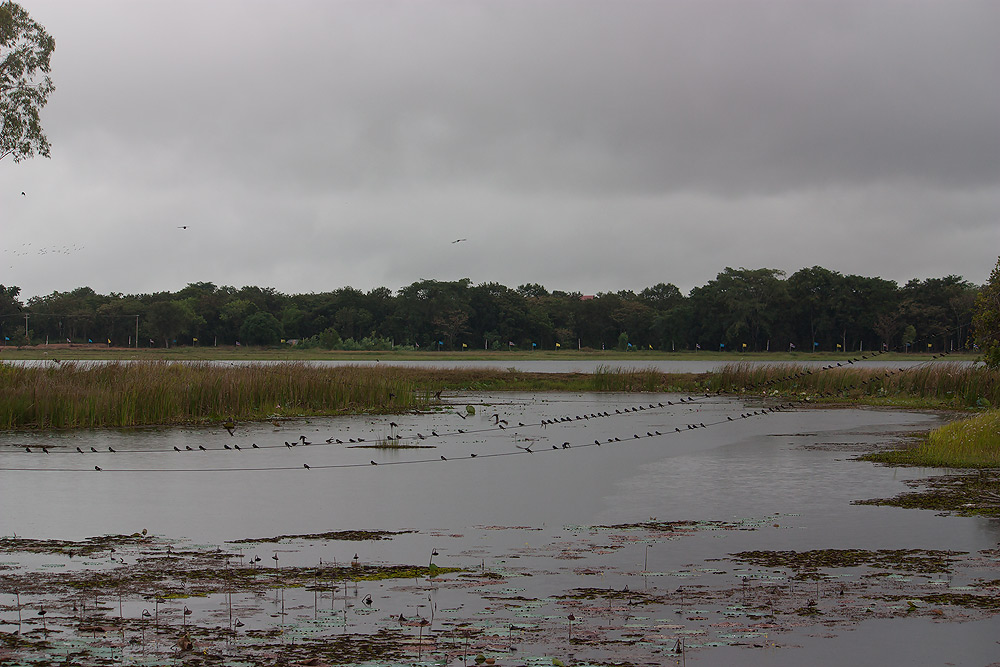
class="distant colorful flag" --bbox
[555,342,561,348]
[88,338,92,343]
[235,341,241,346]
[789,342,796,349]
[462,342,468,348]
[532,342,537,348]
[695,343,701,349]
[193,337,198,343]
[508,341,514,347]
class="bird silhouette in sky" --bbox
[451,238,467,244]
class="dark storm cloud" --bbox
[41,0,1000,195]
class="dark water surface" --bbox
[1,393,997,665]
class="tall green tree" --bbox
[240,312,282,346]
[0,284,23,342]
[146,300,200,347]
[1,1,55,162]
[973,256,1000,367]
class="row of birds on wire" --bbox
[3,341,962,473]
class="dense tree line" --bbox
[0,267,982,352]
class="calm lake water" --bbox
[1,392,997,665]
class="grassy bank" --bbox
[865,410,1000,469]
[709,362,1000,409]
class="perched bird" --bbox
[440,455,447,461]
[94,465,102,471]
[174,446,181,452]
[185,445,193,451]
[303,463,310,470]
[199,445,207,451]
[362,594,372,606]
[252,443,259,448]
[371,460,378,465]
[76,447,84,453]
[108,446,116,452]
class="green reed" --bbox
[708,362,1000,408]
[918,411,1000,467]
[592,365,672,392]
[0,362,424,429]
[867,410,1000,468]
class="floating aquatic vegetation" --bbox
[729,548,962,577]
[853,469,1000,518]
[229,530,411,544]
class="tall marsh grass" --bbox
[709,362,1000,408]
[0,362,424,429]
[920,411,1000,467]
[868,410,1000,468]
[592,365,671,392]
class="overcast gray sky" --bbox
[3,0,999,300]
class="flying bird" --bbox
[451,238,467,244]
